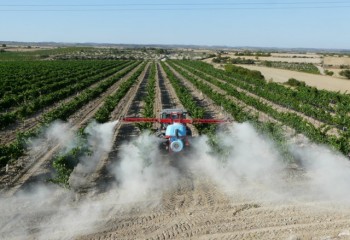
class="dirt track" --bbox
[1,61,350,240]
[77,169,350,240]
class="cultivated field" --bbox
[1,49,350,239]
[236,64,350,93]
[205,52,350,92]
[224,52,323,64]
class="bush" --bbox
[340,69,350,79]
[231,57,255,64]
[225,64,265,81]
[324,70,334,76]
[285,78,306,87]
[260,61,320,74]
[212,56,230,63]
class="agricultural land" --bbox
[1,45,350,239]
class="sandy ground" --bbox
[3,129,350,240]
[222,53,323,64]
[203,58,350,93]
[78,168,350,240]
[2,46,56,52]
[236,65,350,93]
[203,55,350,92]
[324,56,350,66]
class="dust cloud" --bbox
[1,121,350,239]
[69,120,118,189]
[189,122,287,201]
[189,122,350,203]
[291,142,350,201]
[111,131,180,203]
[27,120,77,155]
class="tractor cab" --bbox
[159,109,191,137]
[160,108,187,121]
[158,109,192,153]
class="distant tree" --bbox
[1,44,6,47]
[156,49,167,54]
[225,64,265,81]
[264,61,273,67]
[285,78,306,87]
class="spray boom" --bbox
[122,117,227,124]
[120,109,229,154]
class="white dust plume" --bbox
[188,122,350,203]
[69,120,118,189]
[27,120,77,155]
[290,142,350,201]
[188,122,286,201]
[111,131,180,203]
[2,121,350,240]
[1,123,180,240]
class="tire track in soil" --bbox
[158,62,176,110]
[77,173,258,240]
[153,63,162,129]
[78,177,350,240]
[0,62,143,196]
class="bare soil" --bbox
[324,56,350,66]
[204,54,350,92]
[78,170,350,240]
[236,65,350,93]
[3,46,56,52]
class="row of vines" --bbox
[168,60,350,156]
[0,61,132,128]
[51,62,148,187]
[0,61,141,167]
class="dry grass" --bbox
[237,64,350,93]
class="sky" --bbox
[1,0,350,49]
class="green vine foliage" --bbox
[51,62,148,188]
[0,61,141,167]
[170,60,349,156]
[138,62,156,130]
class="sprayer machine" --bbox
[122,109,228,154]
